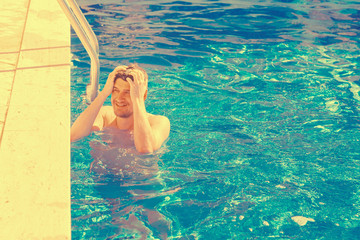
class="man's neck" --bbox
[115,115,134,130]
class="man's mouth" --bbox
[115,102,127,107]
[116,103,127,107]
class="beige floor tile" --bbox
[0,128,69,179]
[0,88,12,106]
[0,129,70,239]
[21,0,70,50]
[0,0,29,53]
[0,129,70,187]
[4,105,67,131]
[0,66,70,239]
[0,71,13,139]
[8,66,70,107]
[0,71,15,90]
[0,88,11,108]
[0,106,9,126]
[1,0,29,6]
[17,47,70,69]
[0,71,14,107]
[0,0,71,238]
[0,53,18,71]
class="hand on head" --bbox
[102,64,148,99]
[102,71,116,97]
[102,66,127,97]
[126,69,148,100]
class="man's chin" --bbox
[115,112,133,118]
[113,106,132,118]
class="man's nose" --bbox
[116,92,126,100]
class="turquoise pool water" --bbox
[71,0,360,239]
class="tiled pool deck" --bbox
[0,0,71,238]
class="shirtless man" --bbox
[72,64,172,239]
[70,64,170,154]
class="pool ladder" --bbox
[57,0,99,102]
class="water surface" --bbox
[71,0,360,239]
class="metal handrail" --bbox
[57,0,99,102]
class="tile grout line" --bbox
[17,63,71,70]
[0,51,20,54]
[0,0,32,148]
[0,63,71,73]
[0,45,70,55]
[21,45,70,52]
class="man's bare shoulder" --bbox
[148,114,170,147]
[148,113,170,126]
[101,105,113,112]
[100,106,116,124]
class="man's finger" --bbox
[126,77,134,87]
[133,71,141,85]
[108,71,118,81]
[138,71,145,84]
[134,70,145,85]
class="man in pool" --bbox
[72,64,174,239]
[70,64,170,154]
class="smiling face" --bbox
[111,79,133,118]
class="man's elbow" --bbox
[136,141,162,154]
[136,145,155,154]
[70,133,79,143]
[71,126,96,143]
[70,129,83,143]
[136,148,154,154]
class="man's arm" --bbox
[127,70,170,153]
[70,93,107,142]
[133,99,170,153]
[70,70,116,142]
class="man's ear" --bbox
[144,90,148,100]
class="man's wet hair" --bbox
[113,63,148,84]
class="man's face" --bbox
[111,79,133,118]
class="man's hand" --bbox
[102,70,117,97]
[102,66,128,97]
[126,69,147,101]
